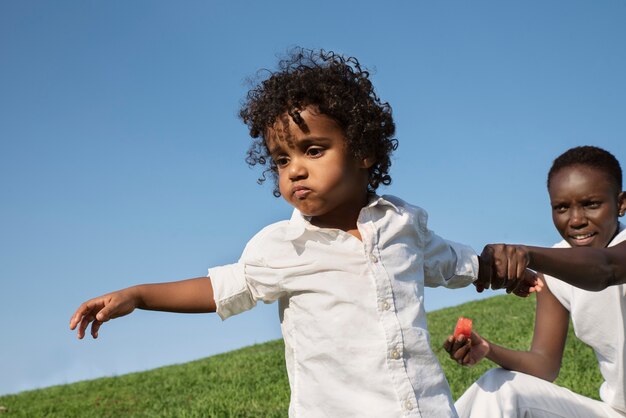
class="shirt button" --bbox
[369,253,378,263]
[403,400,413,411]
[391,349,401,360]
[382,301,390,310]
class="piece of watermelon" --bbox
[453,316,472,339]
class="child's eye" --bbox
[274,156,289,168]
[306,147,324,158]
[585,201,601,209]
[553,204,568,214]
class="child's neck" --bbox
[309,195,369,241]
[312,218,362,241]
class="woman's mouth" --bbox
[568,232,596,246]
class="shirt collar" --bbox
[281,194,399,242]
[612,222,626,245]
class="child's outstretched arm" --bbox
[69,277,216,339]
[484,242,626,291]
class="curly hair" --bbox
[239,47,398,197]
[547,145,622,191]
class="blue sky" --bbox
[1,0,625,396]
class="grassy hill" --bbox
[0,294,603,417]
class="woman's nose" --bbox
[569,206,588,228]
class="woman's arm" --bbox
[444,283,570,381]
[486,285,569,380]
[526,241,626,290]
[484,241,626,291]
[69,277,216,339]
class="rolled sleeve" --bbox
[422,231,478,288]
[208,222,290,320]
[444,240,479,288]
[208,263,255,320]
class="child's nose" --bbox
[288,158,308,180]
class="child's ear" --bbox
[361,156,375,169]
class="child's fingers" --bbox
[505,279,519,295]
[512,287,529,297]
[95,304,116,323]
[91,320,103,339]
[70,298,105,328]
[535,276,545,291]
[70,298,109,338]
[77,314,95,339]
[70,303,91,330]
[511,276,534,297]
[522,270,542,293]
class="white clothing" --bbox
[545,223,626,413]
[209,195,479,417]
[455,223,626,418]
[455,369,625,418]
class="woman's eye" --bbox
[586,201,601,209]
[553,205,568,213]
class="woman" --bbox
[445,146,626,417]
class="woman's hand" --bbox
[443,331,490,367]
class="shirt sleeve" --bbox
[208,225,288,320]
[416,208,479,288]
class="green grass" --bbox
[0,295,603,417]
[429,294,603,399]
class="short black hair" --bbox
[239,47,398,197]
[547,145,623,191]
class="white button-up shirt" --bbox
[209,195,478,417]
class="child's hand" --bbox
[443,331,489,367]
[69,287,140,339]
[509,269,544,297]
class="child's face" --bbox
[549,164,626,248]
[265,107,371,228]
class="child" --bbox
[70,48,539,417]
[444,146,626,417]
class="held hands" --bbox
[443,331,489,367]
[69,287,140,339]
[475,244,544,297]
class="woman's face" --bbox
[549,164,626,249]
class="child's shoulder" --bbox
[246,219,293,246]
[380,194,429,219]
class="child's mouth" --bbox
[293,187,311,200]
